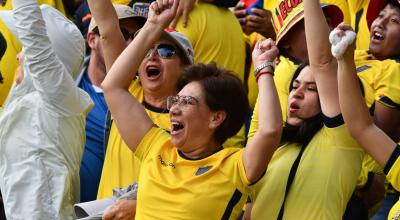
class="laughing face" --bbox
[169,81,224,156]
[369,4,400,59]
[287,66,321,126]
[138,38,185,98]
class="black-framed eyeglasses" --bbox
[145,43,177,59]
[167,95,199,110]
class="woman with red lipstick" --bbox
[247,0,365,219]
[102,0,283,219]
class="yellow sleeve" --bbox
[135,127,170,161]
[385,145,400,191]
[375,61,400,110]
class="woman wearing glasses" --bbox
[102,0,283,219]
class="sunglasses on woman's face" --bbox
[145,43,177,59]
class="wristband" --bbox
[254,61,275,76]
[255,71,274,82]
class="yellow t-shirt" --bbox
[250,119,364,220]
[385,145,400,220]
[355,50,400,110]
[97,79,170,199]
[97,80,246,198]
[347,0,371,50]
[135,127,250,220]
[175,2,245,82]
[248,55,299,139]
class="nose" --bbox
[169,103,182,116]
[147,48,159,60]
[292,87,304,99]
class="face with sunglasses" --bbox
[138,38,187,96]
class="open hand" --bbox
[245,8,274,38]
[170,0,195,28]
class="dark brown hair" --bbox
[177,63,249,145]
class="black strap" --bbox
[277,142,308,220]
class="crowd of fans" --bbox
[0,0,399,219]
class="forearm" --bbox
[244,70,282,183]
[87,0,126,71]
[102,22,162,91]
[13,0,78,104]
[337,57,372,135]
[304,0,333,66]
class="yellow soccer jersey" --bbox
[97,79,171,198]
[97,79,246,199]
[175,2,245,82]
[250,118,364,220]
[248,55,299,139]
[355,50,400,110]
[385,145,400,220]
[135,127,250,220]
[347,0,371,50]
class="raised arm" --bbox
[243,39,282,183]
[13,0,87,112]
[87,0,126,71]
[335,24,396,167]
[102,0,179,150]
[303,0,339,117]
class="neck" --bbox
[180,139,222,160]
[143,90,174,109]
[87,54,106,87]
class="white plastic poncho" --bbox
[0,1,93,219]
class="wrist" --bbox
[254,61,275,76]
[255,69,274,82]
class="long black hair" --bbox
[280,60,324,145]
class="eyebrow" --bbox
[294,79,317,85]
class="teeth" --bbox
[374,32,383,38]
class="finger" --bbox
[182,7,189,27]
[171,0,180,15]
[247,15,264,23]
[234,9,247,18]
[237,18,246,26]
[234,1,245,10]
[102,208,116,220]
[250,8,269,17]
[246,20,262,29]
[150,1,160,15]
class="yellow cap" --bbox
[271,0,350,45]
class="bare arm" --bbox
[243,39,282,183]
[304,0,340,117]
[335,24,396,167]
[102,0,179,150]
[87,0,126,71]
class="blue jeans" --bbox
[371,193,399,220]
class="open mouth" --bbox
[372,31,384,41]
[171,121,184,134]
[289,103,300,113]
[146,66,161,79]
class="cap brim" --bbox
[74,197,116,219]
[161,31,193,65]
[0,10,18,38]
